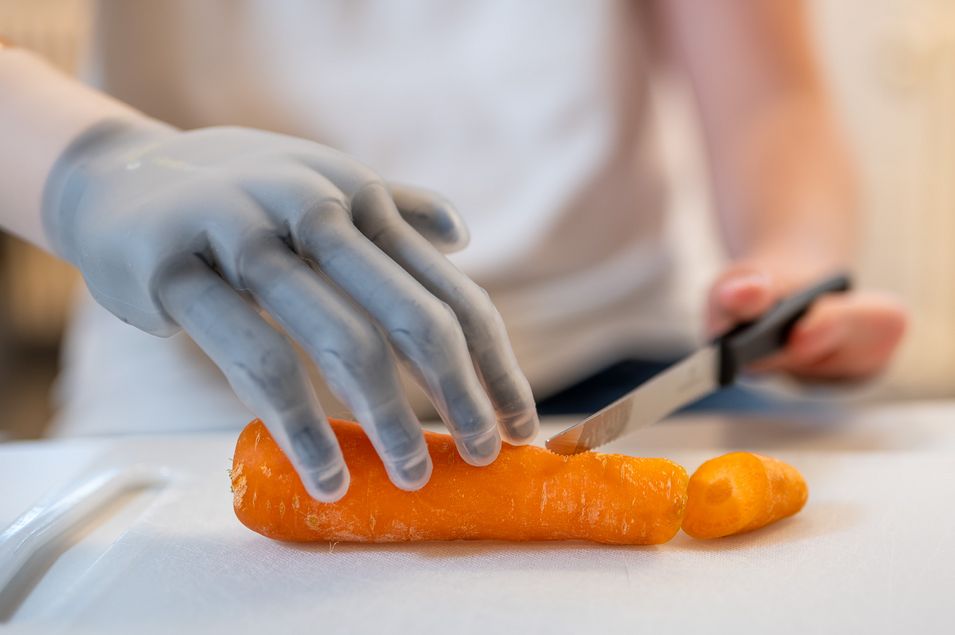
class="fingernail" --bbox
[458,427,502,466]
[389,451,433,490]
[499,410,540,444]
[304,465,350,502]
[721,272,770,299]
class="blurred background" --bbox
[1,0,953,440]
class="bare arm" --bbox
[657,0,854,274]
[0,42,143,250]
[655,0,906,380]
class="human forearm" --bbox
[657,0,856,279]
[0,44,155,250]
[710,92,857,276]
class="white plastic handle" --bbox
[0,465,170,594]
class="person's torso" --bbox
[85,0,677,394]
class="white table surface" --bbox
[2,402,954,634]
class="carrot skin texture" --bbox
[231,419,689,545]
[681,452,808,539]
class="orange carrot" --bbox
[231,419,689,545]
[681,452,808,539]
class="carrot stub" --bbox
[231,419,689,545]
[681,451,808,539]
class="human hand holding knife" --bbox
[547,272,856,455]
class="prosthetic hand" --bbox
[41,120,540,501]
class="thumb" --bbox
[707,266,776,336]
[388,182,470,254]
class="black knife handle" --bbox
[716,272,852,386]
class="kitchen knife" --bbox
[545,272,851,455]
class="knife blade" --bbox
[546,272,851,455]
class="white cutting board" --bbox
[2,406,955,634]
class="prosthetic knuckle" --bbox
[390,297,463,353]
[191,196,275,288]
[348,169,386,197]
[320,321,389,379]
[298,197,352,233]
[245,176,343,233]
[350,179,394,219]
[455,282,500,331]
[352,177,389,199]
[232,230,285,289]
[292,198,352,252]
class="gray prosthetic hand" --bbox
[43,120,539,501]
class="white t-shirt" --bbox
[55,0,695,434]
